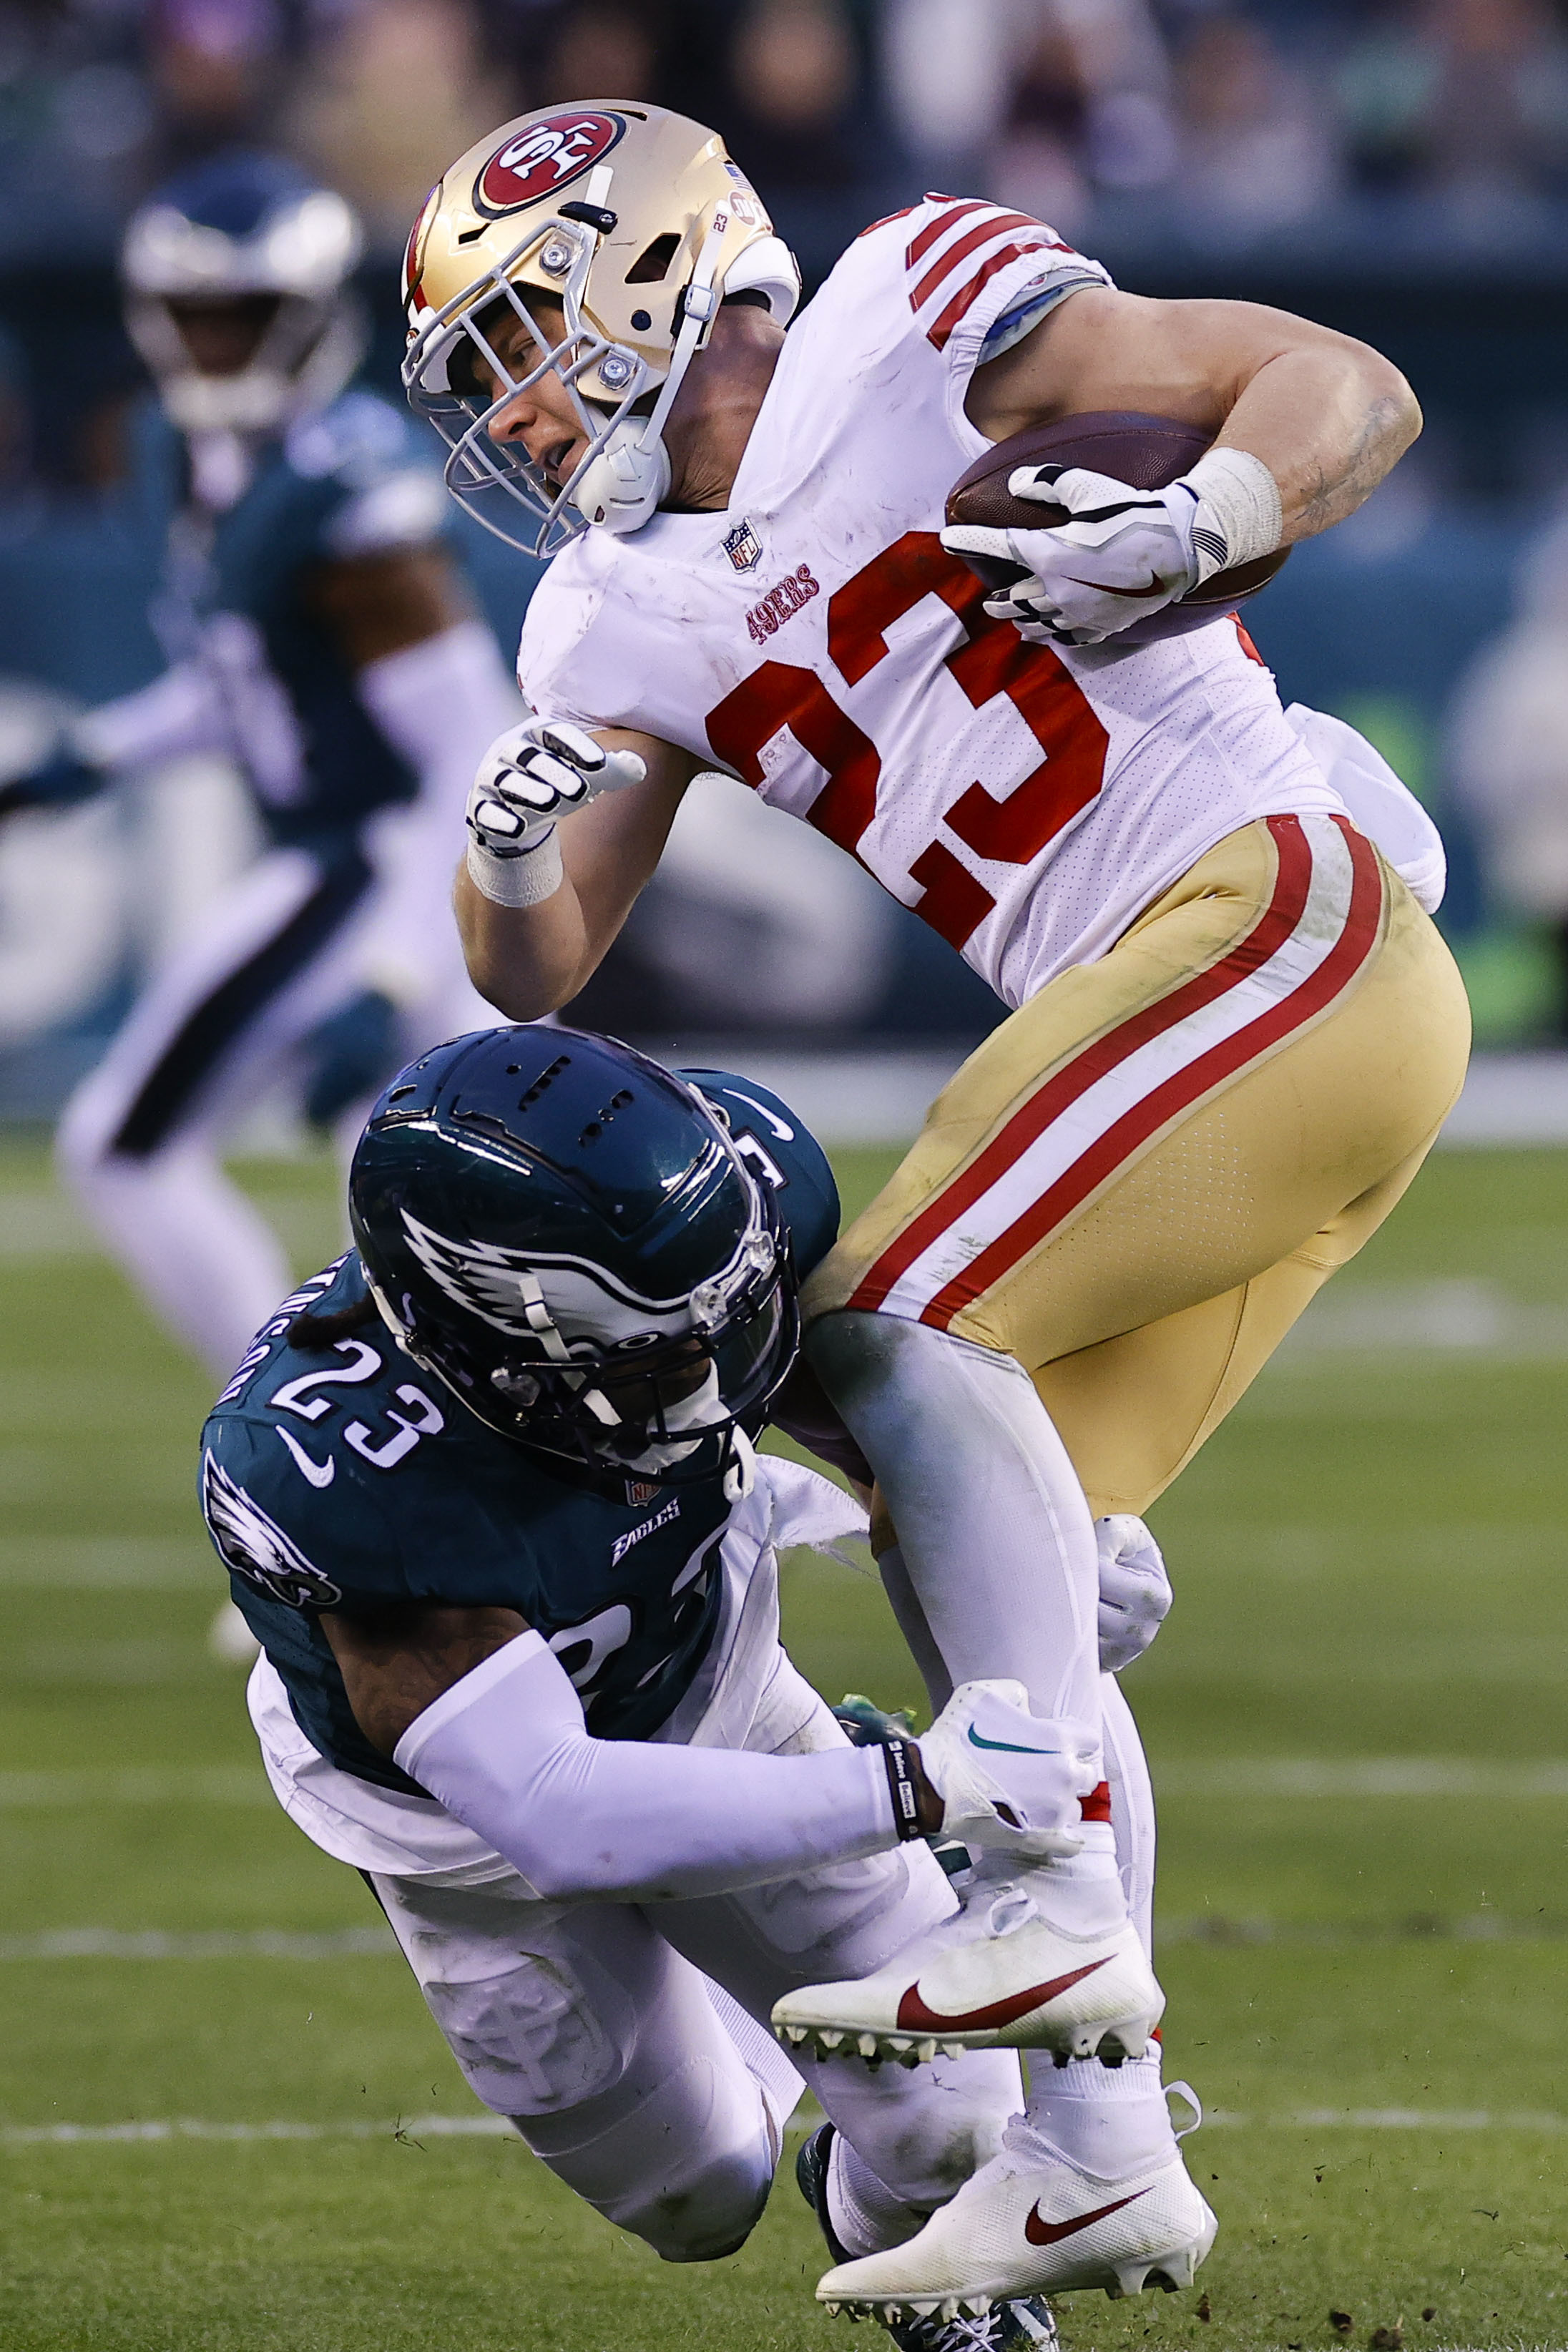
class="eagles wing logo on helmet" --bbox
[202,1453,343,1609]
[401,1210,544,1338]
[475,112,625,217]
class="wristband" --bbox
[464,825,564,908]
[882,1736,924,1841]
[1182,448,1283,584]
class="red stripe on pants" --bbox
[846,816,1316,1315]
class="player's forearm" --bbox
[458,727,694,1018]
[393,1631,921,1902]
[325,1602,527,1753]
[979,288,1420,552]
[74,659,229,773]
[1213,344,1420,545]
[454,860,593,1017]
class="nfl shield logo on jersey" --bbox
[624,1476,662,1506]
[723,520,762,572]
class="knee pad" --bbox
[418,1954,629,2117]
[520,2052,775,2263]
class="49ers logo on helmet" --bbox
[403,183,437,310]
[476,112,624,217]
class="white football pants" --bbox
[56,839,492,1380]
[369,1657,1024,2265]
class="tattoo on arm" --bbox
[322,1604,528,1756]
[1290,394,1408,540]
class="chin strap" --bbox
[573,207,733,534]
[722,1421,757,1503]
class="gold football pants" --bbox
[803,813,1471,1517]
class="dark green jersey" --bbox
[200,1071,840,1795]
[135,388,446,851]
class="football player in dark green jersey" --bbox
[202,1026,1117,2351]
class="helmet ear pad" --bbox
[720,233,800,324]
[572,417,672,533]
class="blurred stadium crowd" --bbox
[6,0,1568,1117]
[8,0,1568,253]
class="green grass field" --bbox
[1,1135,1564,2352]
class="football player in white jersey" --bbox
[398,104,1471,2319]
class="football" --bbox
[945,411,1290,645]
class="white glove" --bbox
[465,717,647,908]
[1096,1514,1173,1675]
[941,446,1281,648]
[917,1679,1097,1861]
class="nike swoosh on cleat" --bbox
[1025,2186,1153,2246]
[967,1727,1061,1755]
[896,1956,1112,2034]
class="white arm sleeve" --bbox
[73,658,229,774]
[353,619,525,1001]
[393,1632,898,1903]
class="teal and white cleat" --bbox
[815,2139,1216,2317]
[773,1874,1162,2066]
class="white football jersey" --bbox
[519,196,1346,1008]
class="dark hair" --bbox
[288,1293,381,1349]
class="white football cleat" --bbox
[816,2142,1216,2316]
[773,1872,1163,2064]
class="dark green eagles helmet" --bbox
[348,1025,798,1494]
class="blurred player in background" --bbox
[396,103,1471,2320]
[0,149,519,1388]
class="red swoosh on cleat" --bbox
[1025,2186,1153,2246]
[896,1956,1111,2034]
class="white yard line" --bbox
[2,1917,1559,1961]
[0,1538,214,1589]
[4,2109,1562,2150]
[0,2115,515,2146]
[0,1929,395,1959]
[0,1768,269,1806]
[1157,1759,1568,1797]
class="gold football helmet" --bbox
[402,104,800,555]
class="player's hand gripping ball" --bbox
[946,463,1206,645]
[466,717,647,858]
[943,413,1288,650]
[1095,1514,1173,1674]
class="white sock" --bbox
[1102,1673,1156,1957]
[702,1978,805,2152]
[1026,1820,1127,1934]
[807,1313,1102,1723]
[827,2130,931,2257]
[1014,2047,1177,2181]
[57,1145,291,1378]
[875,1539,954,1714]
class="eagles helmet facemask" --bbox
[401,103,800,554]
[348,1026,798,1497]
[124,150,365,437]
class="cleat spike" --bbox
[941,2040,964,2060]
[818,2029,843,2051]
[785,2025,808,2045]
[858,2033,878,2058]
[916,2038,937,2064]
